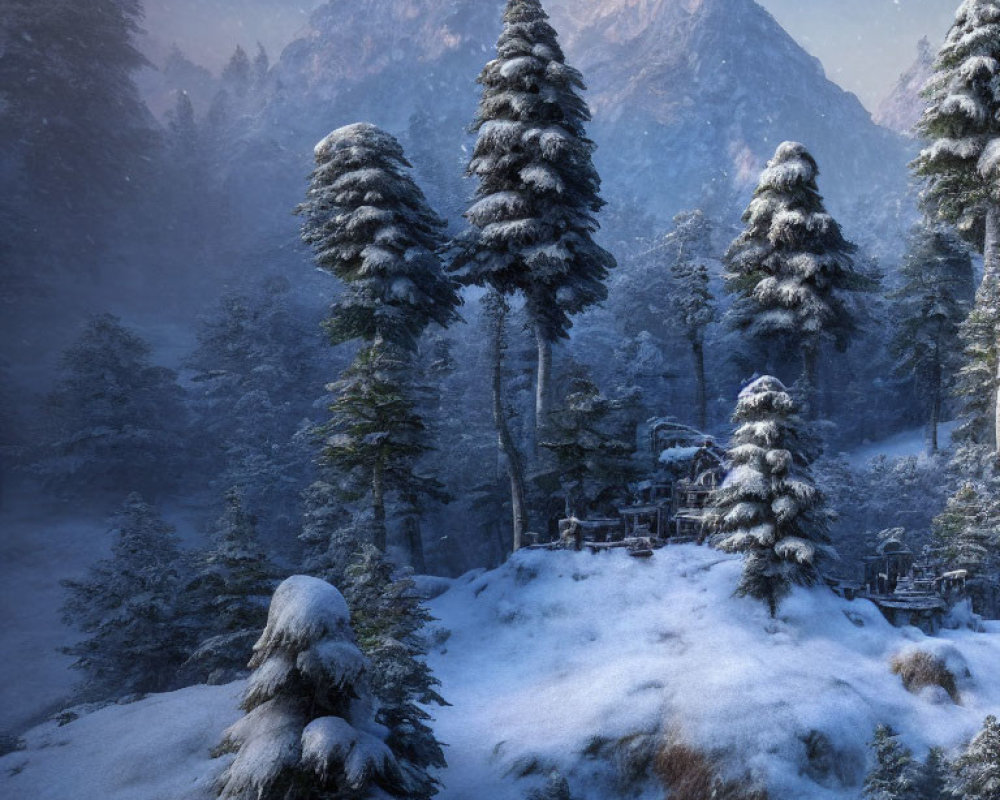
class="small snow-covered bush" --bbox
[890,651,959,703]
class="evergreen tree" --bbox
[863,724,919,800]
[252,43,270,87]
[319,345,446,554]
[914,0,1000,453]
[914,747,949,800]
[221,45,252,99]
[296,122,461,354]
[890,224,975,452]
[666,210,716,430]
[913,0,1000,264]
[527,772,573,800]
[185,489,278,685]
[724,142,868,415]
[0,0,155,276]
[299,478,361,585]
[949,715,1000,800]
[540,379,638,518]
[61,494,190,700]
[450,0,616,431]
[951,272,1000,473]
[215,575,404,800]
[711,376,832,616]
[188,279,325,538]
[933,482,999,571]
[38,314,188,501]
[344,546,447,800]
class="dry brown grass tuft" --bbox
[890,650,959,703]
[654,741,769,800]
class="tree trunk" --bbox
[535,324,552,436]
[692,337,707,431]
[987,205,1000,454]
[490,295,528,553]
[929,361,941,455]
[402,492,425,573]
[372,461,387,552]
[801,342,819,419]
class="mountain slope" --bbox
[874,37,935,137]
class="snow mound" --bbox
[426,546,1000,800]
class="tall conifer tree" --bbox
[914,0,1000,452]
[451,0,615,432]
[297,123,459,561]
[890,225,975,452]
[725,142,867,415]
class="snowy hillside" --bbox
[6,546,1000,800]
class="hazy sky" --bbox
[759,0,957,108]
[141,0,960,111]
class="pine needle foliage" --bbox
[296,123,460,353]
[451,0,615,341]
[344,545,447,800]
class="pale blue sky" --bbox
[759,0,957,107]
[142,0,960,111]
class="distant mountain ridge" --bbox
[874,37,935,137]
[262,0,910,232]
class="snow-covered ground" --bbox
[845,421,958,467]
[5,545,1000,800]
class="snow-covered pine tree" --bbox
[711,376,832,616]
[949,715,1000,800]
[61,494,190,700]
[344,546,447,800]
[666,210,716,431]
[320,344,446,554]
[863,724,919,800]
[215,575,403,800]
[913,0,1000,262]
[890,224,975,452]
[296,122,461,354]
[724,142,868,416]
[450,0,616,431]
[933,482,999,571]
[184,488,279,685]
[38,313,188,501]
[914,0,1000,453]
